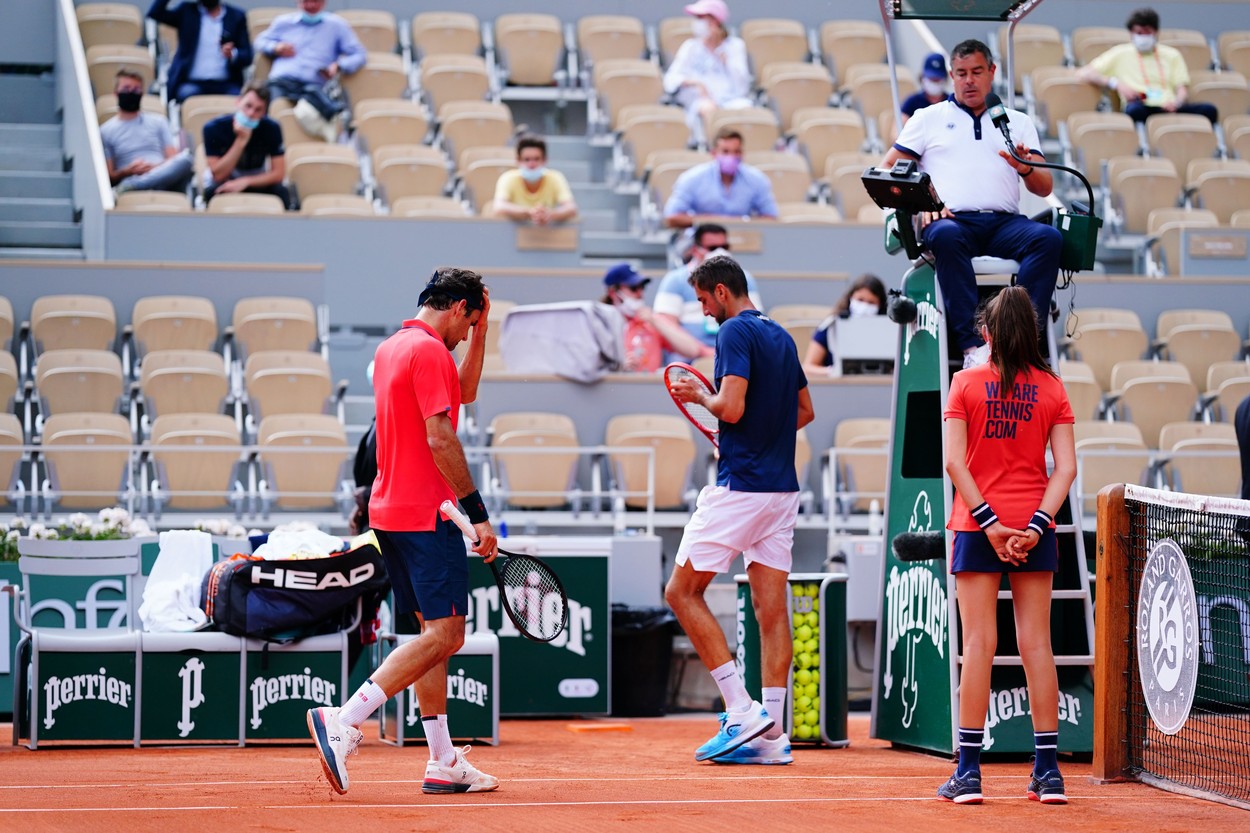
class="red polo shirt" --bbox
[369,318,460,531]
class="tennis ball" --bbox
[811,696,820,712]
[792,585,804,597]
[804,682,818,699]
[804,709,819,726]
[805,611,819,629]
[796,723,814,740]
[792,612,805,628]
[811,598,819,612]
[811,669,820,684]
[805,582,819,596]
[795,624,812,642]
[795,668,813,686]
[795,694,812,711]
[796,651,813,669]
[804,638,819,655]
[792,638,805,656]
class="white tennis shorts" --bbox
[674,486,800,574]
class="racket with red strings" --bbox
[663,361,719,447]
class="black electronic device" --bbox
[860,159,944,214]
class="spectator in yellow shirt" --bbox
[1076,7,1217,124]
[492,135,578,225]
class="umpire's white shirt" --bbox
[893,98,1043,214]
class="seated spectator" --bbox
[202,84,290,208]
[601,264,671,373]
[1076,7,1217,124]
[101,69,193,195]
[802,274,888,375]
[254,0,366,143]
[663,128,778,229]
[492,135,579,225]
[901,53,948,122]
[148,0,252,102]
[653,222,763,362]
[663,0,752,141]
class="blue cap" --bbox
[603,263,650,288]
[922,52,947,80]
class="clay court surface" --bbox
[0,714,1242,832]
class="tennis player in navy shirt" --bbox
[666,255,814,766]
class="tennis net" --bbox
[1095,484,1250,810]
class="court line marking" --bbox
[0,794,1155,814]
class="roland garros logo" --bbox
[1137,538,1199,735]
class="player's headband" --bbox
[417,271,484,311]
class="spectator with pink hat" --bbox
[662,0,753,142]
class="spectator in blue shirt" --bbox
[254,0,366,141]
[663,128,778,229]
[901,52,949,122]
[148,0,252,102]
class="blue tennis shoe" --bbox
[936,769,983,804]
[694,701,775,761]
[711,732,793,765]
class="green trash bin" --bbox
[735,572,849,747]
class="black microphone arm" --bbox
[984,92,1096,217]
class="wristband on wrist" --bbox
[1107,77,1118,91]
[971,502,998,530]
[1020,166,1035,177]
[459,489,489,525]
[1027,509,1053,537]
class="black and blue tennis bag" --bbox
[201,541,390,646]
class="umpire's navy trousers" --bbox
[922,211,1063,351]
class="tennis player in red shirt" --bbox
[938,286,1076,805]
[307,267,501,796]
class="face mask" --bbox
[519,165,546,184]
[691,18,712,39]
[617,295,645,316]
[301,12,324,25]
[849,299,879,318]
[716,154,740,176]
[234,111,260,130]
[921,78,945,97]
[1132,33,1157,53]
[117,90,142,113]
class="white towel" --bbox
[252,528,346,561]
[139,530,215,632]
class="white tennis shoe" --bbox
[422,746,501,794]
[307,707,362,794]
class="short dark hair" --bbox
[1126,8,1159,30]
[515,135,547,159]
[689,255,748,298]
[712,128,743,146]
[692,222,729,248]
[240,82,270,107]
[114,68,144,88]
[950,39,994,67]
[420,267,486,312]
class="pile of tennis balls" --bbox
[790,582,821,740]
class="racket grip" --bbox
[440,499,479,543]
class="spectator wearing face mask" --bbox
[492,135,579,225]
[663,0,753,142]
[600,264,672,373]
[148,0,253,102]
[901,53,949,123]
[1076,7,1217,124]
[663,128,778,229]
[101,69,194,195]
[202,83,291,208]
[652,222,764,362]
[802,274,888,375]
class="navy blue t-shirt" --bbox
[902,90,940,118]
[202,115,284,174]
[713,309,807,492]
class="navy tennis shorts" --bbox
[373,519,468,620]
[950,527,1058,573]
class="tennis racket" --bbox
[663,361,719,447]
[439,500,569,643]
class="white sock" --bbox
[338,678,385,728]
[424,714,455,765]
[710,661,752,713]
[761,686,787,739]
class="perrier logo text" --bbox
[44,667,133,729]
[249,666,336,729]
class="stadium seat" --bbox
[739,18,809,77]
[206,192,286,214]
[339,9,399,54]
[410,12,481,60]
[1218,30,1250,77]
[113,191,192,213]
[285,143,361,201]
[706,107,781,153]
[1105,360,1199,449]
[341,52,408,103]
[1143,207,1220,276]
[1059,358,1103,421]
[129,295,218,356]
[1146,114,1218,182]
[179,95,237,149]
[459,158,514,212]
[30,294,117,353]
[244,350,334,420]
[657,17,694,68]
[842,63,917,122]
[1071,26,1129,66]
[148,412,246,513]
[576,15,646,68]
[1188,164,1250,223]
[256,414,352,513]
[758,63,835,131]
[1032,68,1104,140]
[0,353,17,412]
[1073,420,1150,514]
[438,100,515,165]
[0,412,24,509]
[1152,309,1242,386]
[487,412,580,509]
[776,202,842,224]
[96,92,165,125]
[138,349,229,422]
[592,59,664,130]
[268,98,324,144]
[85,44,154,96]
[1107,156,1181,235]
[822,152,881,219]
[1201,361,1250,422]
[827,417,890,515]
[617,105,690,179]
[372,144,449,203]
[389,196,470,219]
[76,3,144,50]
[35,349,125,418]
[493,13,565,88]
[1187,71,1250,124]
[41,412,135,511]
[996,24,1064,94]
[350,99,430,153]
[1157,421,1240,497]
[1158,28,1214,73]
[246,7,286,44]
[298,194,376,217]
[791,107,866,176]
[604,414,697,510]
[418,54,493,113]
[1233,208,1250,228]
[1065,111,1140,187]
[227,297,318,359]
[1061,308,1148,391]
[642,149,707,212]
[769,303,828,347]
[744,150,812,203]
[819,21,886,83]
[0,296,13,349]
